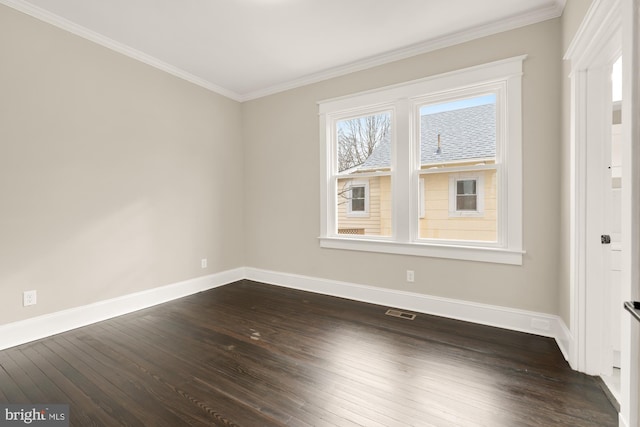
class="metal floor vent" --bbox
[385,309,416,320]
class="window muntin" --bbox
[319,56,524,264]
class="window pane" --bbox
[352,187,365,199]
[352,198,365,212]
[337,112,391,173]
[456,195,477,211]
[457,180,476,195]
[419,171,496,242]
[418,169,498,242]
[335,111,392,237]
[417,94,497,243]
[419,94,496,167]
[337,176,391,236]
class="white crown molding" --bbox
[245,267,573,363]
[0,0,244,102]
[563,0,622,65]
[238,0,566,101]
[2,0,565,103]
[0,268,245,351]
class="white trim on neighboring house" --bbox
[448,172,485,217]
[345,179,370,217]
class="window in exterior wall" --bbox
[335,112,392,237]
[319,56,524,264]
[351,186,366,212]
[342,181,369,216]
[456,179,477,211]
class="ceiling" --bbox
[2,0,565,101]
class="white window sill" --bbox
[319,237,524,265]
[448,211,484,218]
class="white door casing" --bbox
[566,0,640,425]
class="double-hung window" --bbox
[319,56,525,264]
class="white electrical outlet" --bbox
[406,270,415,282]
[201,258,208,269]
[23,290,37,306]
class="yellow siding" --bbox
[337,176,391,236]
[420,170,497,241]
[336,169,496,241]
[379,176,392,236]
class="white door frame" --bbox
[566,0,621,375]
[566,0,639,425]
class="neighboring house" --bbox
[337,102,497,242]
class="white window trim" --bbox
[345,180,369,217]
[448,173,485,217]
[318,56,525,265]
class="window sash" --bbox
[318,56,524,264]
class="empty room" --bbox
[1,0,639,426]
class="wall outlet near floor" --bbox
[23,290,37,307]
[201,258,208,269]
[406,270,415,283]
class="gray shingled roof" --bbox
[356,103,495,171]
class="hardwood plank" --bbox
[0,351,30,403]
[77,322,288,426]
[19,341,123,426]
[17,343,106,427]
[0,280,617,426]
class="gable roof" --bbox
[355,103,496,171]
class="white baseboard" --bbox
[0,268,245,351]
[0,266,574,366]
[246,267,574,361]
[619,413,629,427]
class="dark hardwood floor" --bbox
[0,280,617,426]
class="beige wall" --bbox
[243,19,563,314]
[558,0,595,326]
[0,5,244,324]
[0,2,581,326]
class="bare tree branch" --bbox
[337,113,390,172]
